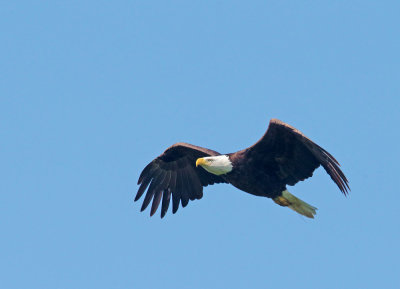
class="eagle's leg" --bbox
[273,190,317,218]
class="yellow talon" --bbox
[273,196,291,207]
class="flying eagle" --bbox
[135,119,349,218]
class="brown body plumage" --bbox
[135,119,349,218]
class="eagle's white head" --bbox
[196,155,233,175]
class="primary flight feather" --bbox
[135,119,350,218]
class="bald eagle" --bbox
[135,119,349,218]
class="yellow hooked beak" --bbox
[196,158,208,167]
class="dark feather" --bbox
[150,171,171,216]
[150,190,163,217]
[134,174,152,202]
[245,119,350,194]
[174,170,184,211]
[140,170,166,212]
[180,170,190,207]
[172,178,181,214]
[135,143,227,216]
[137,161,155,185]
[161,189,171,218]
[186,166,202,200]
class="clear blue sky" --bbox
[1,1,399,289]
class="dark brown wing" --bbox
[135,143,227,217]
[245,119,350,194]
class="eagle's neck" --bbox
[200,155,233,175]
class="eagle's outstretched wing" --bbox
[245,119,350,194]
[135,143,227,217]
